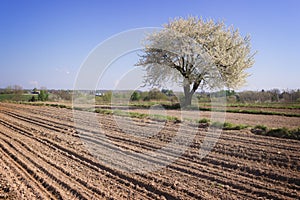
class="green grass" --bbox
[198,118,210,123]
[251,125,300,140]
[0,94,35,102]
[253,124,268,132]
[46,103,69,109]
[223,122,249,130]
[209,121,248,130]
[227,102,300,109]
[266,128,300,140]
[95,108,181,122]
[225,109,300,117]
[22,102,45,106]
[95,108,113,115]
[127,102,300,117]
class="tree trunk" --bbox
[183,83,193,107]
[182,78,200,107]
[183,92,193,107]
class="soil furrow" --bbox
[0,102,299,199]
[1,108,298,199]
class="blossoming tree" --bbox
[137,17,255,106]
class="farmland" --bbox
[0,102,299,199]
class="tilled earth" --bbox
[0,103,299,199]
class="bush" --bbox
[29,95,37,102]
[266,128,289,138]
[198,118,210,123]
[147,89,168,101]
[130,91,141,101]
[38,90,49,101]
[254,125,268,131]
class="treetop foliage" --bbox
[137,16,255,91]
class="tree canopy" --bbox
[136,17,255,106]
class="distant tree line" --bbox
[197,89,300,103]
[130,88,177,102]
[49,90,72,101]
[1,86,300,103]
[126,88,300,104]
[0,85,24,95]
[237,89,300,103]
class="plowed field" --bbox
[0,103,299,199]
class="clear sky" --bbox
[0,0,299,91]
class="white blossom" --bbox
[136,17,255,105]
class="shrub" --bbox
[38,90,49,101]
[254,124,268,131]
[147,89,168,101]
[266,128,289,138]
[198,118,210,123]
[29,95,37,102]
[130,91,141,101]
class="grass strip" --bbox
[251,125,300,140]
[227,103,300,109]
[129,103,300,118]
[225,109,300,117]
[95,108,180,122]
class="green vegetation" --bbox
[47,103,68,108]
[253,124,268,132]
[130,91,141,101]
[210,121,224,129]
[225,109,300,118]
[95,108,180,122]
[198,118,210,123]
[0,87,51,102]
[266,128,300,140]
[0,94,34,102]
[251,125,300,140]
[95,89,176,105]
[38,90,49,101]
[196,118,248,130]
[209,121,248,130]
[126,102,300,118]
[227,102,300,109]
[95,90,300,117]
[28,90,49,102]
[223,122,248,130]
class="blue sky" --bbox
[0,0,299,91]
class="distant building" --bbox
[95,92,103,96]
[31,90,40,94]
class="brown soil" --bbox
[0,102,299,199]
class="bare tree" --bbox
[137,17,255,106]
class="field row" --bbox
[0,103,299,199]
